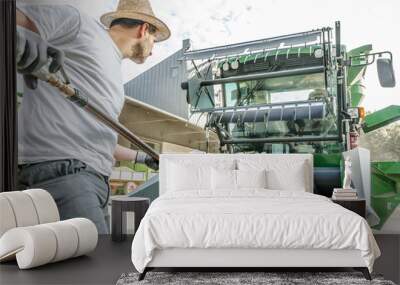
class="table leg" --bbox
[134,203,149,235]
[111,201,124,242]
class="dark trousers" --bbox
[18,159,110,234]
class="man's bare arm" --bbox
[113,144,158,170]
[113,144,138,161]
[16,9,39,33]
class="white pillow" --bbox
[167,163,212,191]
[236,169,267,189]
[237,158,310,192]
[266,161,307,191]
[212,169,237,191]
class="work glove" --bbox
[16,26,64,90]
[135,152,159,171]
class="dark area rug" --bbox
[116,271,396,285]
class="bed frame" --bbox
[139,248,371,280]
[138,154,372,281]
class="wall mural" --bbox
[15,1,399,235]
[360,125,400,234]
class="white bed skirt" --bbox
[148,248,366,268]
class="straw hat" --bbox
[100,0,170,42]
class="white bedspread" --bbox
[131,190,380,272]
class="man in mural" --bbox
[15,0,170,234]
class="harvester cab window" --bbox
[224,82,239,107]
[270,90,310,104]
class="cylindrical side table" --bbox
[111,196,150,242]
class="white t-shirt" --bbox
[18,4,125,176]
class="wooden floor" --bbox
[0,235,398,285]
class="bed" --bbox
[131,154,380,280]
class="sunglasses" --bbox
[111,18,157,35]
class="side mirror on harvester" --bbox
[377,58,396,88]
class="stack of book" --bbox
[332,188,358,200]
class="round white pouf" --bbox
[42,221,79,262]
[0,192,39,227]
[0,226,57,269]
[0,189,98,269]
[0,219,98,269]
[23,189,60,223]
[0,196,17,237]
[66,218,98,257]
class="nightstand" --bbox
[331,198,366,218]
[111,196,150,242]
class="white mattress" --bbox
[131,190,380,273]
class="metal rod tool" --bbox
[31,65,160,161]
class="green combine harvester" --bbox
[133,21,399,231]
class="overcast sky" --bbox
[21,0,399,112]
